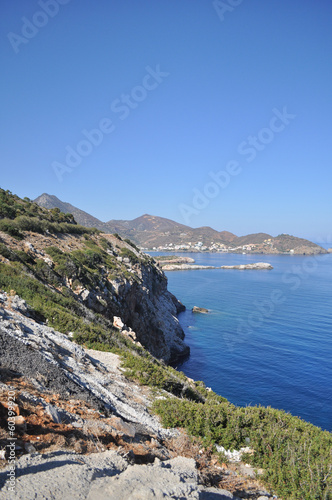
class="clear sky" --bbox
[1,0,331,241]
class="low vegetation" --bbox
[0,188,99,238]
[112,340,332,498]
[119,352,331,499]
[152,394,332,500]
[124,238,140,251]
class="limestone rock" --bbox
[113,316,124,330]
[220,262,273,270]
[163,263,217,271]
[192,306,209,314]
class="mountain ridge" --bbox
[34,193,327,255]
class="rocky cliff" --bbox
[0,292,269,499]
[0,188,188,363]
[0,229,188,364]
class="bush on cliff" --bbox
[152,397,332,500]
[120,351,206,402]
[0,188,99,237]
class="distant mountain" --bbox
[35,195,237,247]
[34,194,327,255]
[117,214,189,233]
[235,233,273,246]
[34,194,106,231]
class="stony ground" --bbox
[0,292,274,500]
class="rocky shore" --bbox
[0,292,272,499]
[156,256,195,265]
[220,263,273,270]
[162,262,273,271]
[0,190,330,499]
[162,264,217,271]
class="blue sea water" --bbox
[151,252,332,432]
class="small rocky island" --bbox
[192,306,209,314]
[220,262,273,270]
[160,262,273,271]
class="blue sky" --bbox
[1,0,331,241]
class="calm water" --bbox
[151,252,332,431]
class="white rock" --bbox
[215,445,254,462]
[24,242,36,253]
[113,316,124,330]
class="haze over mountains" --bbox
[34,194,326,254]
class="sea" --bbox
[149,250,332,432]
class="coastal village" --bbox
[142,237,295,254]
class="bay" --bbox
[151,252,332,431]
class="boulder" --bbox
[113,316,124,330]
[192,306,209,314]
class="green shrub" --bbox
[34,259,59,284]
[120,247,139,264]
[0,203,16,219]
[15,250,35,265]
[121,352,204,401]
[0,243,18,261]
[45,246,66,264]
[15,215,42,232]
[0,219,24,239]
[0,188,100,237]
[124,239,139,252]
[99,238,109,250]
[152,398,332,500]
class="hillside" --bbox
[35,194,326,255]
[1,188,332,499]
[34,193,107,231]
[0,189,188,363]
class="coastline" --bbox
[162,262,273,271]
[165,252,332,433]
[146,248,328,256]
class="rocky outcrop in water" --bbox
[162,262,273,271]
[219,263,273,270]
[192,306,209,314]
[162,264,217,271]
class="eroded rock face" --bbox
[0,293,271,500]
[0,230,189,364]
[73,255,188,364]
[0,294,175,436]
[107,263,189,364]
